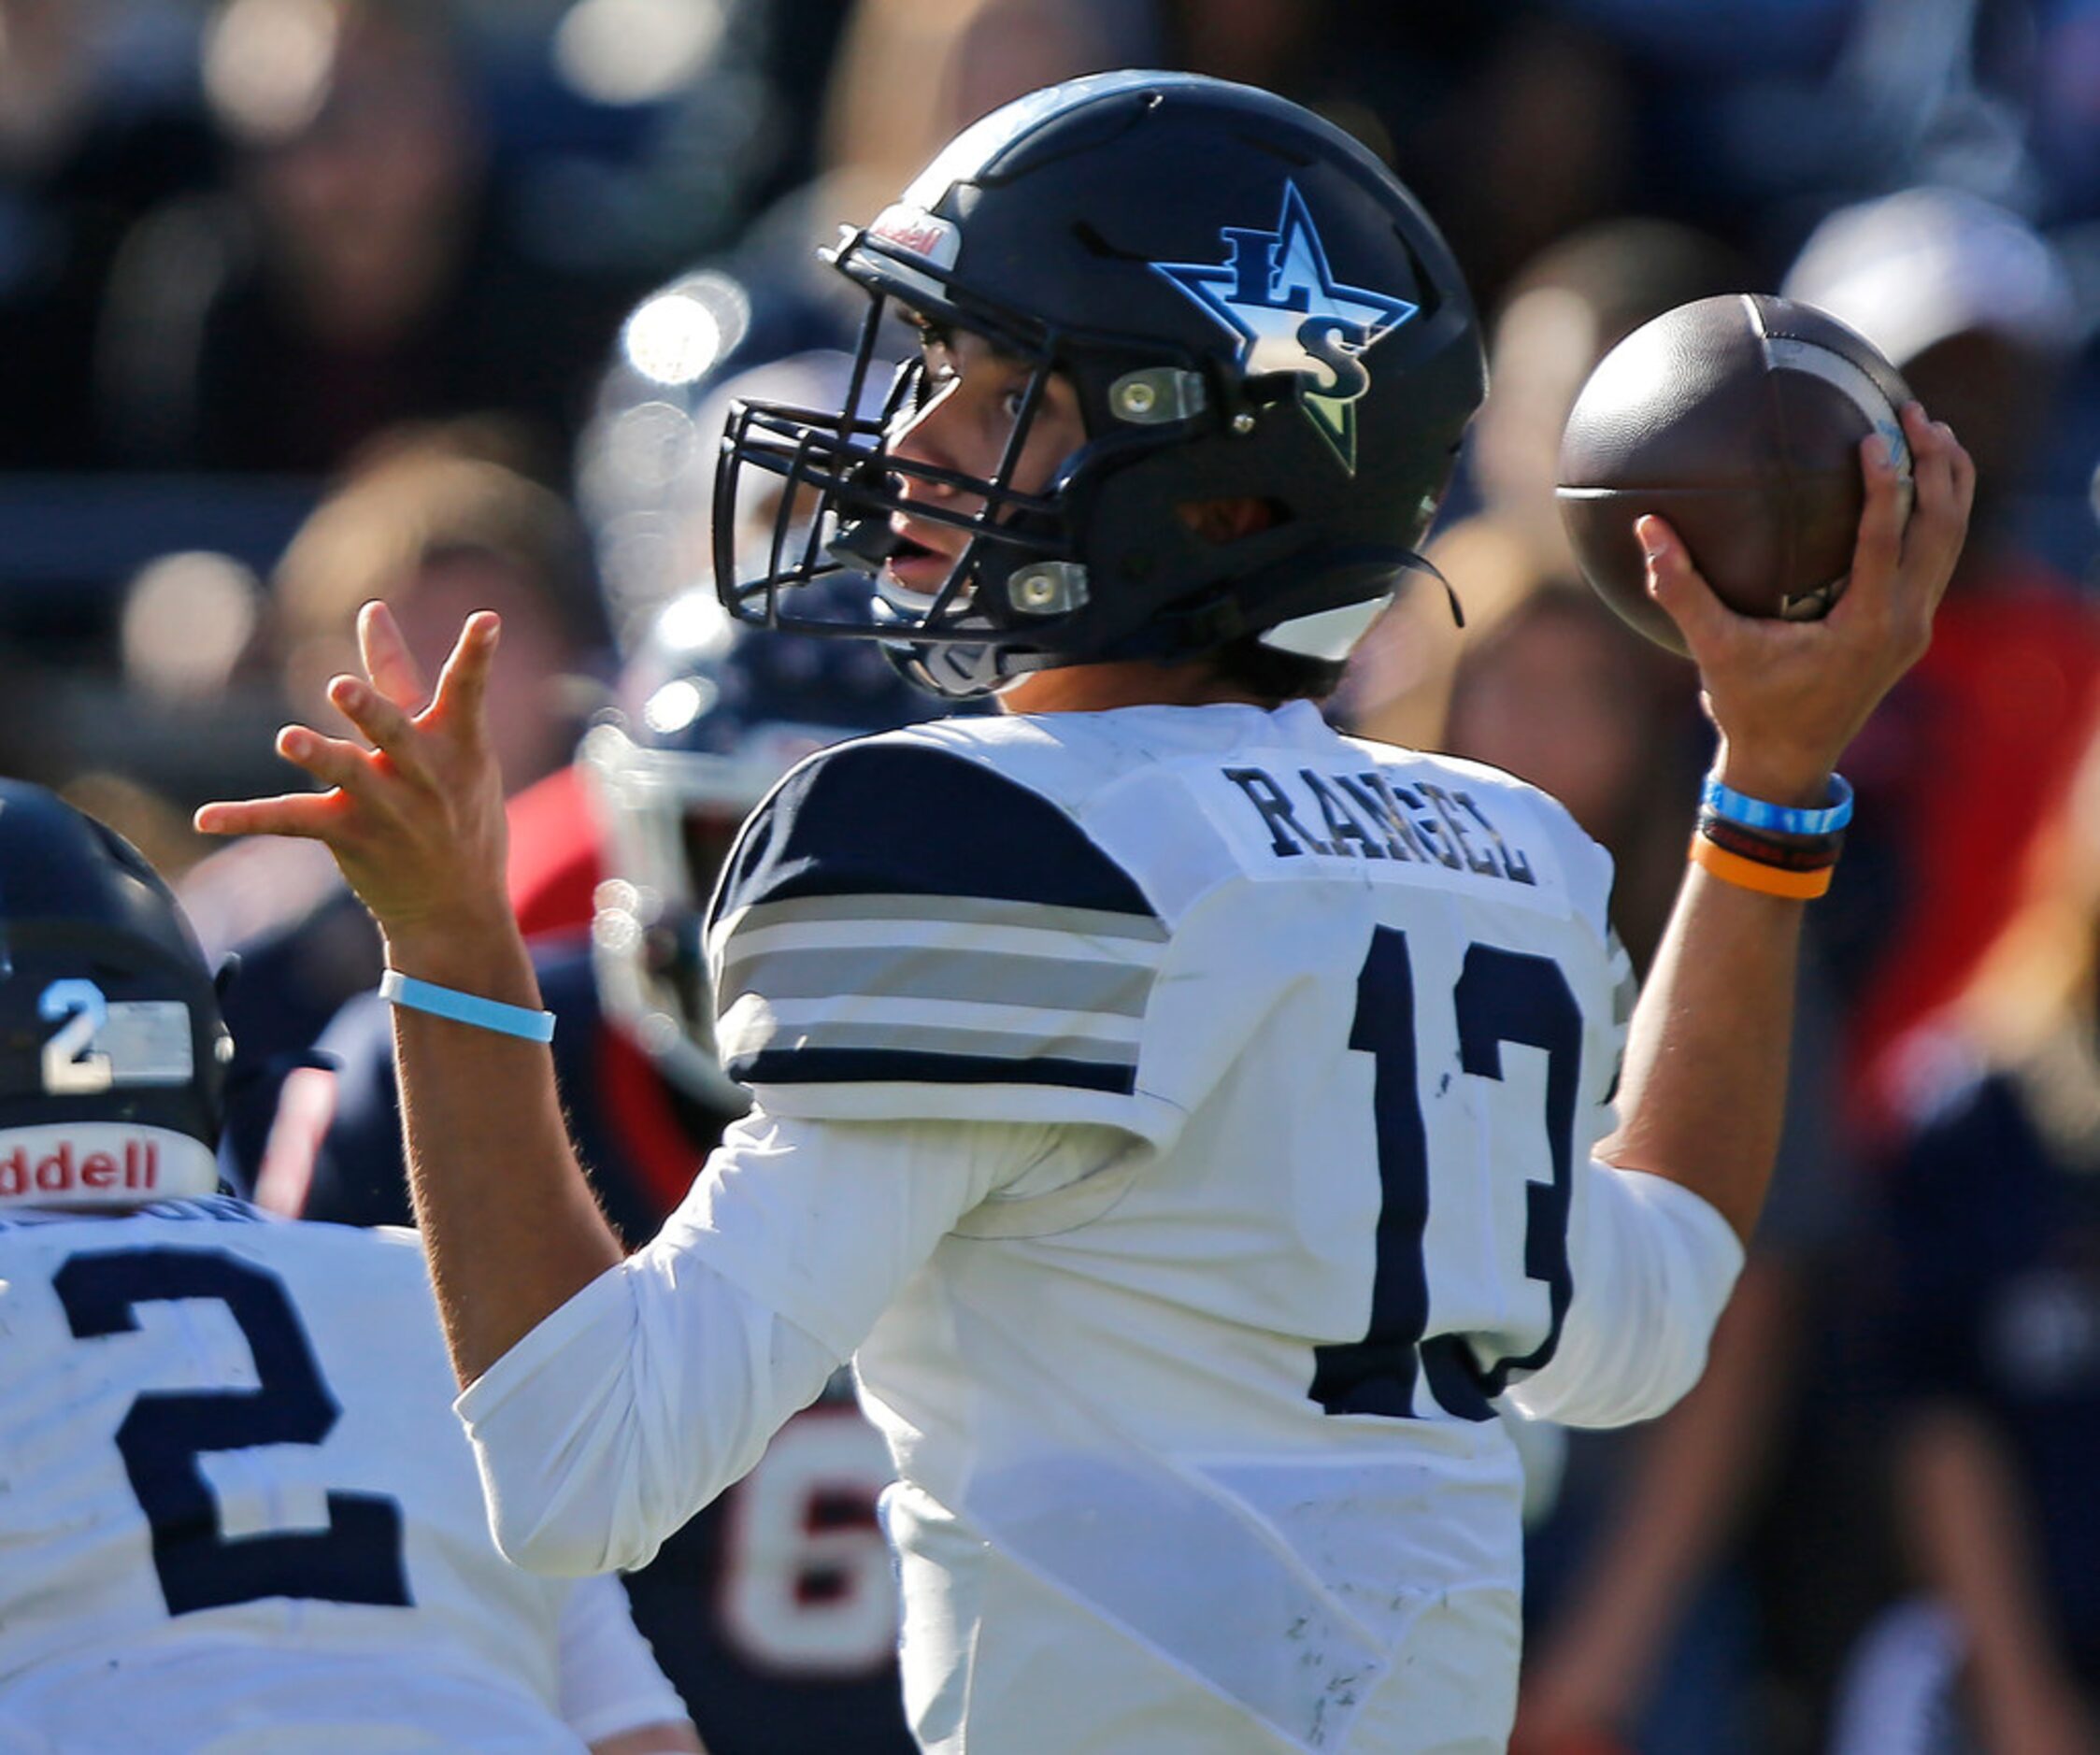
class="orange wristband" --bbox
[1688,834,1834,899]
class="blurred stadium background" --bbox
[12,5,2100,1751]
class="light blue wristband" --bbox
[1700,771,1854,837]
[379,970,556,1043]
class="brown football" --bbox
[1556,293,1912,655]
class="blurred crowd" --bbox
[12,2,2100,1752]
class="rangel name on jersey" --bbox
[707,699,1605,1118]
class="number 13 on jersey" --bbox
[1313,927,1581,1425]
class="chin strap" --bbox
[864,536,1470,697]
[1383,548,1465,630]
[879,636,1007,701]
[1198,547,1469,665]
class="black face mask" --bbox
[713,311,1097,699]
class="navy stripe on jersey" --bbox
[712,742,1155,917]
[731,1047,1138,1095]
[708,742,1162,1095]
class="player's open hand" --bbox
[194,603,511,949]
[1640,401,1973,804]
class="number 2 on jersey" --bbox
[1312,930,1579,1422]
[54,1248,410,1616]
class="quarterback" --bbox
[200,73,1972,1753]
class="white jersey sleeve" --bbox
[1507,1163,1745,1426]
[456,1109,1105,1576]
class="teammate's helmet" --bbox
[581,585,955,1109]
[0,782,230,1209]
[581,332,879,658]
[714,70,1486,697]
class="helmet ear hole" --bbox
[1179,497,1283,545]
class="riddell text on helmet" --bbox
[0,1136,161,1199]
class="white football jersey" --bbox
[0,1197,613,1752]
[459,699,1741,1755]
[697,700,1739,1752]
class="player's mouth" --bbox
[883,520,964,595]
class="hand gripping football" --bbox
[1556,293,1912,654]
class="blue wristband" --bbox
[379,970,556,1043]
[1700,772,1854,837]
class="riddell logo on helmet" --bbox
[868,205,961,271]
[0,1136,159,1199]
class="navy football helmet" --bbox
[713,70,1485,697]
[582,583,959,1108]
[0,781,231,1208]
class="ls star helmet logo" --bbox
[1152,181,1418,475]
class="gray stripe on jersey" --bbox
[1606,927,1637,1087]
[726,892,1170,942]
[721,945,1154,1016]
[1607,929,1637,1031]
[721,1016,1144,1069]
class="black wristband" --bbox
[1695,810,1845,872]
